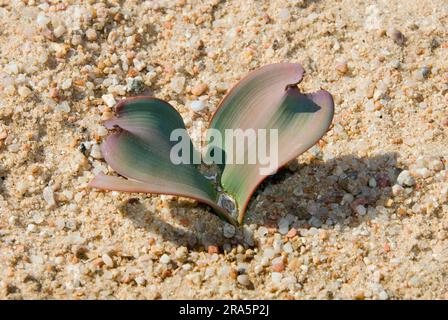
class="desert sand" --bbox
[0,0,447,299]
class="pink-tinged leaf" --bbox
[89,173,234,223]
[208,63,334,224]
[89,97,237,225]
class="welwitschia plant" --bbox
[89,63,334,225]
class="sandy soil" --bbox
[0,0,447,299]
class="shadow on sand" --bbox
[123,152,400,250]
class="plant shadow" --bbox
[122,152,400,251]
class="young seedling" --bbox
[89,63,334,225]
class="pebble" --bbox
[277,218,290,235]
[102,94,116,108]
[43,186,56,207]
[18,86,32,98]
[272,263,285,272]
[54,256,64,265]
[85,29,97,41]
[189,100,206,112]
[283,242,293,253]
[223,223,236,238]
[397,170,415,187]
[378,290,389,300]
[442,118,448,127]
[27,224,36,233]
[160,254,171,264]
[263,248,275,259]
[271,272,282,284]
[237,274,251,287]
[191,83,208,96]
[126,76,145,93]
[90,144,103,159]
[170,76,186,94]
[102,254,114,267]
[134,276,146,286]
[207,245,219,254]
[53,25,66,38]
[368,177,377,188]
[413,167,431,179]
[36,13,50,26]
[286,228,297,238]
[392,184,404,196]
[355,205,367,216]
[55,101,70,113]
[278,8,290,21]
[418,66,431,80]
[61,79,72,90]
[257,226,269,237]
[32,212,44,225]
[335,61,348,74]
[388,28,405,45]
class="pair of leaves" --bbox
[89,63,334,225]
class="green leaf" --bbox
[208,63,334,224]
[89,97,237,225]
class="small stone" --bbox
[135,276,146,286]
[216,82,229,93]
[102,94,116,108]
[126,76,145,93]
[53,25,66,38]
[85,29,97,41]
[189,100,206,112]
[101,254,114,267]
[133,59,146,72]
[174,247,188,261]
[32,212,44,225]
[365,100,375,112]
[355,205,367,216]
[419,66,431,79]
[8,216,17,225]
[27,224,36,233]
[160,254,170,264]
[263,248,275,259]
[237,274,251,287]
[388,28,405,45]
[54,256,64,265]
[61,79,72,90]
[283,242,293,253]
[378,290,389,300]
[271,272,282,284]
[335,61,348,74]
[286,228,297,238]
[90,144,103,159]
[442,118,448,127]
[36,13,50,26]
[272,263,285,272]
[278,8,290,21]
[397,170,415,187]
[18,86,32,98]
[277,218,290,235]
[43,186,56,207]
[170,76,186,94]
[55,101,70,113]
[223,223,236,238]
[182,263,192,271]
[191,83,208,96]
[207,245,219,254]
[258,226,269,237]
[354,290,366,300]
[392,184,404,196]
[368,177,377,188]
[5,63,19,74]
[413,167,431,178]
